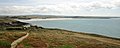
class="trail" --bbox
[11,32,29,48]
[72,33,120,46]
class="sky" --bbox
[0,0,120,16]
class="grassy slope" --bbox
[0,19,17,23]
[0,31,26,48]
[17,28,120,48]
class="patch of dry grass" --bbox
[0,19,17,23]
[0,32,26,48]
[17,29,120,48]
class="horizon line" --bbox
[0,14,120,17]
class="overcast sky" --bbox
[0,0,120,16]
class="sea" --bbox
[17,18,120,38]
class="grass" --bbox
[58,44,75,48]
[0,28,119,48]
[0,26,120,48]
[0,31,26,48]
[46,28,120,40]
[0,19,17,23]
[16,29,120,48]
[0,41,11,47]
[48,44,75,48]
[23,43,33,48]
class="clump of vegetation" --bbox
[0,19,17,23]
[0,41,11,47]
[0,32,26,48]
[58,44,75,48]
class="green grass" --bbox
[23,43,33,48]
[48,44,75,48]
[0,31,27,48]
[58,44,75,48]
[46,28,120,40]
[0,41,11,47]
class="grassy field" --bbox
[16,28,120,48]
[0,19,17,23]
[0,27,120,48]
[0,31,26,48]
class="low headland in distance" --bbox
[1,15,120,20]
[0,15,120,48]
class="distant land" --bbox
[0,15,120,20]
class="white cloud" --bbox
[0,0,120,15]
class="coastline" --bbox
[15,18,112,22]
[16,18,120,40]
[15,18,120,39]
[15,18,76,22]
[0,19,120,48]
[45,28,120,40]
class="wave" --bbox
[15,18,113,22]
[15,18,76,22]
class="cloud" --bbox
[0,0,120,15]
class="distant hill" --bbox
[0,15,120,19]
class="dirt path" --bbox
[11,32,29,48]
[72,33,120,46]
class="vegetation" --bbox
[0,32,26,48]
[0,41,11,47]
[0,19,17,23]
[16,29,120,48]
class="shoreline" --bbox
[15,18,77,22]
[1,18,120,48]
[15,18,112,22]
[45,28,120,40]
[15,19,120,39]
